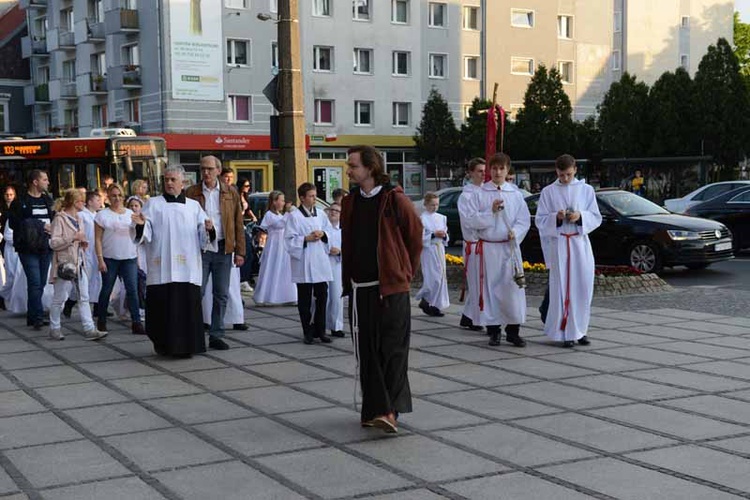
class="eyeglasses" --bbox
[242,184,250,188]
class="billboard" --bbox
[169,0,224,101]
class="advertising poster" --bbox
[402,163,423,197]
[169,0,223,100]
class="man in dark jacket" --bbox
[341,145,423,434]
[8,170,54,329]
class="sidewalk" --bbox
[2,297,750,499]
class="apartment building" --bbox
[0,2,31,137]
[17,0,732,196]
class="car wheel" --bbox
[629,241,662,273]
[685,263,710,270]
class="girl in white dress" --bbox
[415,192,450,316]
[253,191,297,305]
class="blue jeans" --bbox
[97,258,140,324]
[201,247,232,338]
[19,252,52,324]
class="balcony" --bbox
[88,20,105,40]
[58,30,75,49]
[60,81,77,99]
[109,65,141,89]
[21,36,49,58]
[89,73,108,93]
[105,7,138,33]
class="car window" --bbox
[695,185,733,201]
[600,192,669,216]
[439,191,459,210]
[597,201,614,216]
[729,190,750,203]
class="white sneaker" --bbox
[48,328,64,341]
[83,329,108,341]
[240,282,253,292]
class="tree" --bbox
[597,73,652,157]
[507,65,573,160]
[570,116,601,161]
[734,12,750,87]
[648,68,698,156]
[694,37,750,167]
[413,88,462,187]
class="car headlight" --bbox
[667,230,701,241]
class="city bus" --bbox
[0,134,168,197]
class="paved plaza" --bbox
[2,295,750,499]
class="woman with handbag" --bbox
[48,189,106,341]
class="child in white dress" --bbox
[415,193,450,317]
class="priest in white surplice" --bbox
[132,165,212,357]
[470,153,530,347]
[536,154,602,347]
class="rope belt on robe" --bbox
[476,238,509,311]
[350,279,379,411]
[460,240,477,303]
[559,232,579,334]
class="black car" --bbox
[521,190,734,273]
[685,185,750,253]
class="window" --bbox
[353,0,369,20]
[392,102,410,126]
[63,108,78,127]
[463,6,479,30]
[270,0,277,12]
[61,8,74,32]
[509,104,523,121]
[558,15,572,39]
[392,51,410,76]
[429,2,446,27]
[32,16,47,39]
[313,0,331,17]
[614,11,622,32]
[558,61,572,83]
[225,0,248,8]
[92,104,107,128]
[122,44,139,66]
[37,66,50,83]
[391,0,408,23]
[463,104,471,119]
[313,46,333,71]
[314,99,334,125]
[681,16,690,28]
[680,54,689,70]
[354,100,373,125]
[729,190,750,203]
[62,60,75,82]
[92,52,106,76]
[271,41,278,69]
[353,48,373,74]
[228,95,251,122]
[612,50,621,71]
[125,98,140,124]
[511,9,533,28]
[511,57,533,75]
[227,39,250,66]
[429,53,446,78]
[88,0,104,23]
[464,56,479,80]
[0,99,8,133]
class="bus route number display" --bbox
[116,141,158,158]
[2,143,51,156]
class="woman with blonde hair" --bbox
[48,189,106,340]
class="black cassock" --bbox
[146,283,205,356]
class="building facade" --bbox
[17,0,733,198]
[0,2,32,137]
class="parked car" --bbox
[521,189,734,273]
[685,185,750,253]
[413,185,531,245]
[664,181,750,214]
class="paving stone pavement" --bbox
[1,299,750,499]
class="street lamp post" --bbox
[277,0,307,201]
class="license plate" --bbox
[715,242,732,252]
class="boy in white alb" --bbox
[536,154,602,347]
[457,158,486,331]
[325,203,345,337]
[470,153,530,347]
[416,193,449,316]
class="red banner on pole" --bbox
[485,104,505,182]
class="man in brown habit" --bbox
[341,145,423,434]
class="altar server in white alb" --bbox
[285,182,334,344]
[471,153,530,347]
[254,191,297,306]
[325,202,345,337]
[415,192,449,317]
[132,165,212,358]
[457,158,486,331]
[536,154,602,348]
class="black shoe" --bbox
[427,306,444,317]
[489,332,501,346]
[33,321,44,331]
[331,330,345,338]
[203,323,210,331]
[232,324,249,331]
[0,297,5,310]
[28,319,49,327]
[132,322,146,335]
[562,341,574,348]
[319,334,333,343]
[208,337,230,350]
[303,336,315,345]
[577,336,590,346]
[507,335,526,347]
[62,299,76,319]
[460,315,483,331]
[97,319,108,333]
[418,299,429,313]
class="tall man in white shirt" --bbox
[186,156,245,350]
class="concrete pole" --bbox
[278,0,307,202]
